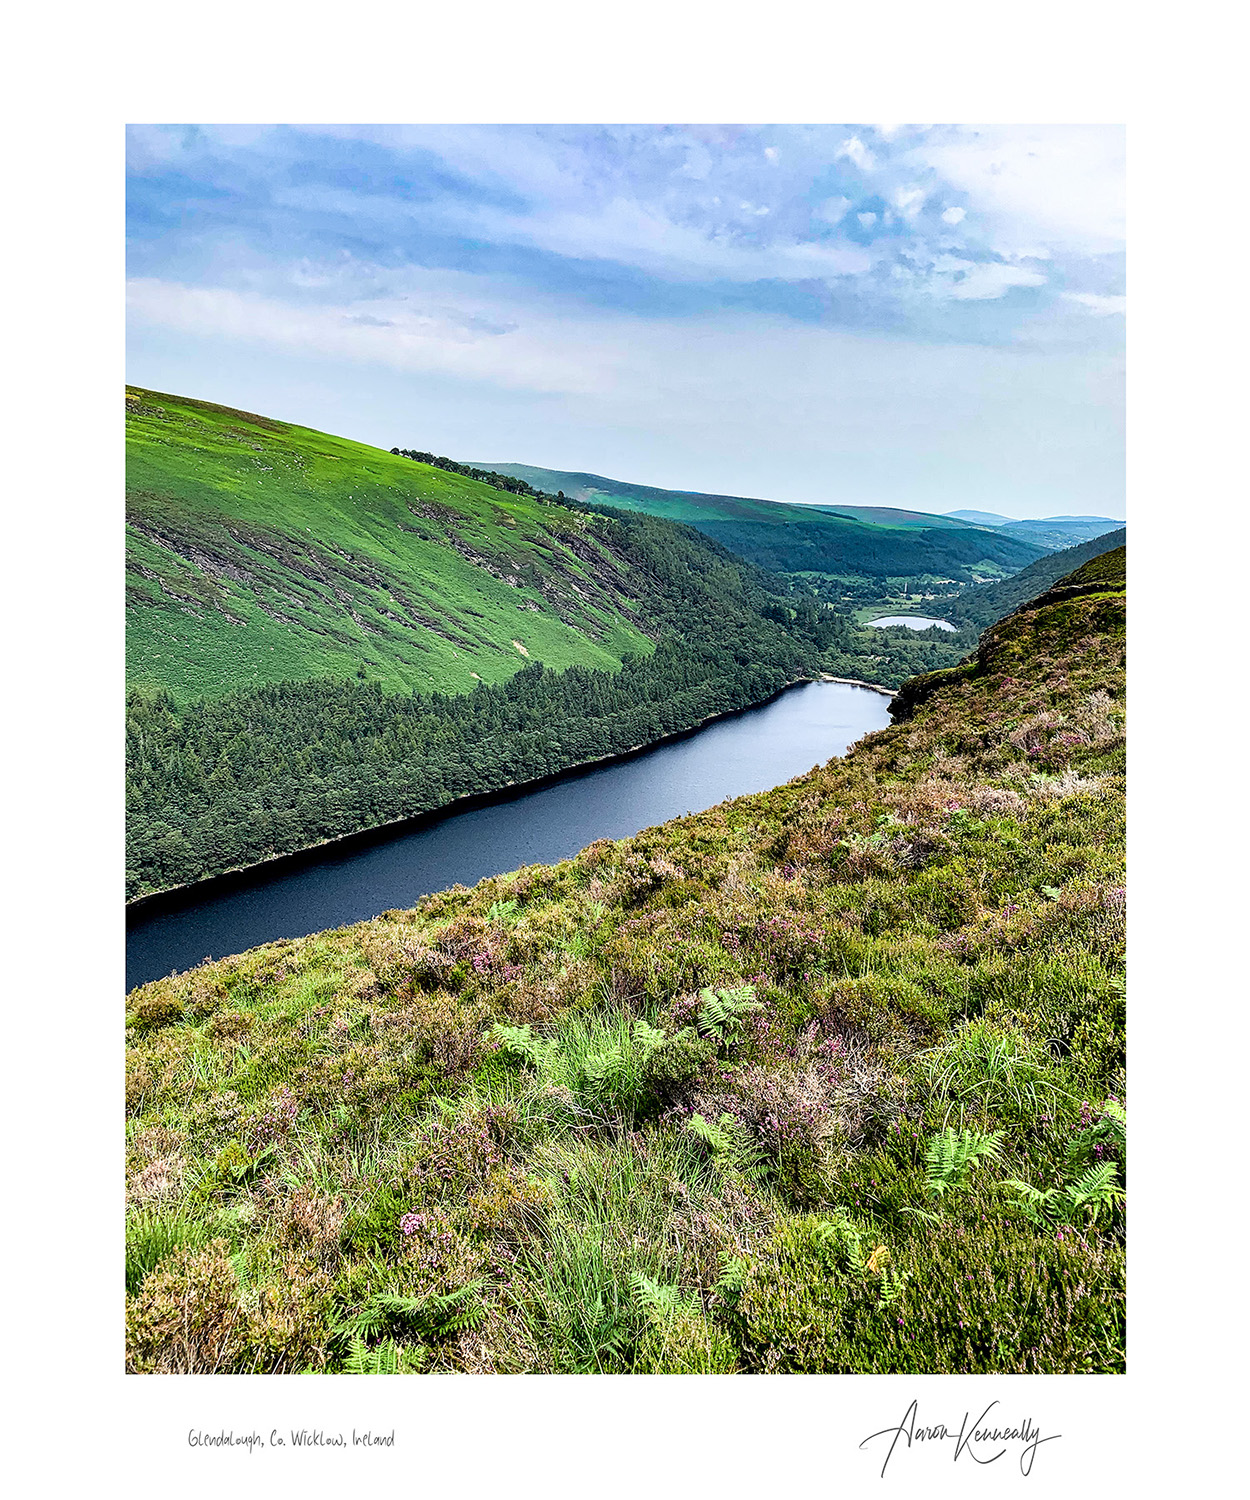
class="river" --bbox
[126,680,892,990]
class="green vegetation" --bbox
[126,390,988,899]
[127,388,663,702]
[474,463,1046,580]
[943,529,1126,631]
[126,551,1126,1372]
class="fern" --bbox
[686,1112,769,1182]
[341,1283,486,1346]
[630,1272,692,1325]
[341,1334,420,1374]
[577,1046,626,1100]
[1006,1160,1124,1228]
[696,984,762,1044]
[687,1111,734,1154]
[876,1266,909,1313]
[631,1018,667,1060]
[490,1022,556,1071]
[1065,1163,1125,1225]
[924,1127,1004,1197]
[713,1252,748,1305]
[1066,1098,1126,1170]
[485,898,519,927]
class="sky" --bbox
[126,124,1125,520]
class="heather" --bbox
[125,553,1126,1373]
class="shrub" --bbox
[128,994,184,1032]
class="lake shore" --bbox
[126,675,893,923]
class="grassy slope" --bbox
[474,463,1046,579]
[946,528,1126,630]
[126,390,657,701]
[126,551,1126,1374]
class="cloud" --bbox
[127,123,1124,366]
[905,124,1125,255]
[892,186,926,218]
[126,278,611,395]
[1063,292,1127,316]
[939,261,1049,302]
[836,136,876,172]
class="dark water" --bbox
[126,681,892,990]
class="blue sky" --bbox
[127,124,1125,519]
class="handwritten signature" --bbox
[860,1399,1061,1477]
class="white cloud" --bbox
[930,259,1048,301]
[906,125,1124,255]
[941,206,966,225]
[1063,292,1127,316]
[893,186,926,218]
[125,278,614,395]
[858,212,877,229]
[836,136,876,172]
[763,146,780,163]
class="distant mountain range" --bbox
[473,464,1046,579]
[944,509,1122,551]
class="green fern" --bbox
[876,1266,909,1313]
[341,1283,486,1346]
[631,1018,667,1059]
[577,1045,626,1100]
[687,1111,734,1154]
[630,1272,692,1325]
[341,1334,428,1374]
[696,984,762,1044]
[1065,1098,1126,1173]
[1005,1160,1124,1228]
[713,1252,748,1305]
[686,1112,769,1182]
[924,1127,1004,1197]
[1065,1162,1124,1225]
[490,1022,556,1071]
[485,898,519,927]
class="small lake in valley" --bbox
[865,615,957,632]
[126,680,893,990]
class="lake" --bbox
[126,680,893,990]
[865,615,957,632]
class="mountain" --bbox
[472,463,1046,580]
[944,527,1126,631]
[126,547,1126,1374]
[130,388,899,900]
[945,508,1014,526]
[998,516,1123,551]
[127,389,672,702]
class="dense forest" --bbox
[126,551,1126,1374]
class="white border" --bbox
[8,2,1245,1494]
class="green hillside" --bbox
[945,528,1126,630]
[128,390,991,901]
[126,549,1125,1374]
[472,463,1046,580]
[127,390,666,702]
